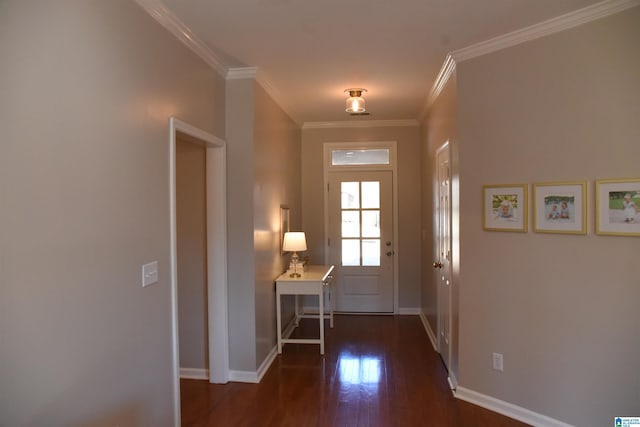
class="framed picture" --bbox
[483,184,528,232]
[533,181,586,234]
[595,178,640,236]
[280,206,290,254]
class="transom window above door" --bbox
[331,148,390,166]
[324,142,396,172]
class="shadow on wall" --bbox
[23,398,143,427]
[74,404,142,427]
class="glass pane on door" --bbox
[342,239,360,266]
[361,181,380,209]
[361,211,380,237]
[362,240,381,266]
[342,211,360,238]
[341,182,359,209]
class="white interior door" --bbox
[328,171,394,312]
[435,143,452,372]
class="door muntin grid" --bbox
[340,181,381,267]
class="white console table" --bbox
[275,264,334,355]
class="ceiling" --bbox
[156,0,604,125]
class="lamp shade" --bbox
[346,96,365,113]
[283,232,307,252]
[345,88,367,113]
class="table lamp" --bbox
[283,231,307,277]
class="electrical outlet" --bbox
[492,352,504,372]
[142,261,158,287]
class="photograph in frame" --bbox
[533,181,586,234]
[596,178,640,237]
[483,184,528,232]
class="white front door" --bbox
[328,171,394,312]
[435,143,452,375]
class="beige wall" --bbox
[301,125,422,309]
[225,78,302,372]
[421,74,459,379]
[176,138,208,370]
[226,78,258,371]
[253,83,302,365]
[455,7,640,426]
[0,1,224,425]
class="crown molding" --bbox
[134,0,228,77]
[226,68,302,126]
[451,0,640,62]
[135,0,297,126]
[424,0,640,112]
[139,0,639,125]
[302,119,420,130]
[419,54,456,121]
[226,67,258,80]
[429,54,456,105]
[255,72,302,127]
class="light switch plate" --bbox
[142,261,158,287]
[492,352,504,372]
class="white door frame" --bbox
[169,117,229,426]
[323,141,399,313]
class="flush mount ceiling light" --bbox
[345,88,367,113]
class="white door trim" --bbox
[322,141,399,313]
[169,117,229,426]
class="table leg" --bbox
[329,283,334,328]
[276,291,282,354]
[319,290,324,355]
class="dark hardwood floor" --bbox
[181,315,529,427]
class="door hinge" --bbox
[327,183,330,192]
[328,238,330,246]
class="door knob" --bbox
[386,251,395,256]
[433,261,443,269]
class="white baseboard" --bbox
[228,369,258,383]
[419,312,457,392]
[398,307,421,315]
[256,346,278,382]
[455,386,574,427]
[419,312,438,352]
[228,346,279,384]
[282,314,298,338]
[180,367,209,380]
[446,374,456,389]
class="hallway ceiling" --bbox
[159,0,603,125]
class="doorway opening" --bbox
[169,117,228,425]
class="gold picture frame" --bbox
[483,184,528,232]
[595,178,640,237]
[533,181,587,234]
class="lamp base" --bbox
[289,251,302,277]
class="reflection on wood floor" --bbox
[181,315,529,426]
